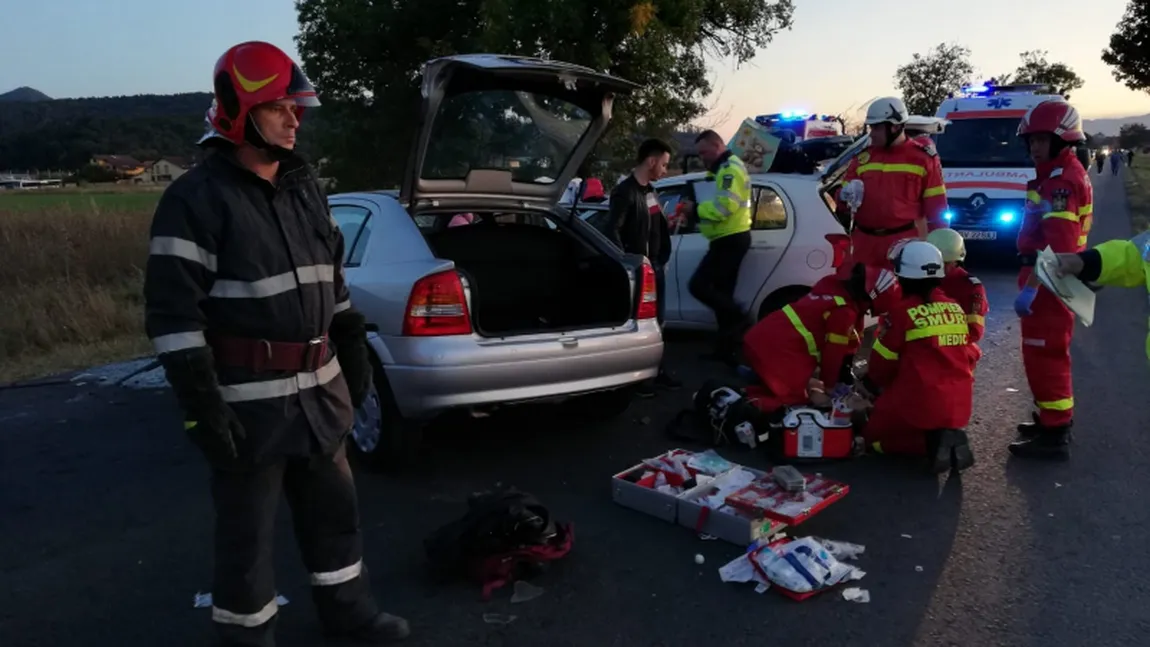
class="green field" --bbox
[1123,165,1150,234]
[0,189,162,213]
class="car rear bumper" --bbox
[372,325,664,419]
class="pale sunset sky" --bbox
[2,0,1148,139]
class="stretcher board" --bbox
[1035,246,1095,327]
[728,118,781,174]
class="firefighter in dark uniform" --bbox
[143,42,409,646]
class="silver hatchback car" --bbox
[329,55,663,468]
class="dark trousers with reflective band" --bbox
[211,443,377,647]
[689,230,751,337]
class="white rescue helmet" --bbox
[865,97,910,126]
[905,115,950,137]
[891,240,945,279]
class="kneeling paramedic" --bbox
[1011,98,1092,461]
[859,241,979,474]
[144,42,408,646]
[927,228,989,343]
[742,262,895,414]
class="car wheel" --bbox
[349,353,423,471]
[757,286,811,320]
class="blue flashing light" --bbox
[943,210,954,221]
[998,210,1015,224]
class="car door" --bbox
[653,185,688,323]
[327,199,376,291]
[738,182,796,314]
[674,179,796,325]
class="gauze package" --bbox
[758,537,861,593]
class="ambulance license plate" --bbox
[956,230,997,240]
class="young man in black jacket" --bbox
[607,138,681,396]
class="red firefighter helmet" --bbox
[201,41,320,146]
[1017,99,1084,143]
[582,178,606,201]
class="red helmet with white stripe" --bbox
[1017,99,1085,143]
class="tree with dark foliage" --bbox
[294,0,796,191]
[1007,50,1085,98]
[894,43,974,116]
[1103,0,1150,94]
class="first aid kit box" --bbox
[780,406,854,460]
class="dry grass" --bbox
[1123,165,1150,234]
[0,197,153,383]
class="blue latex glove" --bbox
[1014,286,1038,317]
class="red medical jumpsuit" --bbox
[743,276,865,412]
[1017,147,1092,427]
[863,289,980,455]
[839,137,949,268]
[940,266,989,343]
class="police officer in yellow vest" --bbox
[1051,230,1150,361]
[683,129,753,362]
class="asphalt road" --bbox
[2,168,1148,647]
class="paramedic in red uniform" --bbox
[1010,98,1093,461]
[860,241,978,474]
[742,263,895,413]
[928,228,989,343]
[144,42,409,645]
[837,97,949,270]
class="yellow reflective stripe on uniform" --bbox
[783,305,820,360]
[872,339,899,360]
[857,163,926,176]
[967,314,985,326]
[871,442,884,454]
[1037,398,1074,411]
[826,333,851,345]
[905,323,968,341]
[832,296,846,306]
[923,186,946,198]
[1027,190,1042,203]
[1043,211,1079,222]
[1077,235,1089,247]
[1078,204,1093,215]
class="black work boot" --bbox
[1016,412,1041,439]
[340,611,411,644]
[925,429,975,475]
[1008,424,1072,461]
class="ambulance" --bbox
[755,111,844,142]
[932,82,1065,251]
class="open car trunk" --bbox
[424,216,634,336]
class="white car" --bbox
[575,169,852,328]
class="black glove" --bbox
[330,310,373,408]
[160,347,248,464]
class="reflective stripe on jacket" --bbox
[697,152,752,241]
[144,149,355,460]
[1094,230,1150,360]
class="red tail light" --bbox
[402,270,472,336]
[637,261,658,319]
[826,233,851,269]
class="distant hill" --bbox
[1083,114,1150,137]
[0,92,213,170]
[0,86,52,102]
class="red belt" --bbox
[208,333,330,372]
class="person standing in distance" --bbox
[606,138,681,395]
[837,98,949,273]
[143,41,409,646]
[681,130,753,364]
[1010,98,1093,461]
